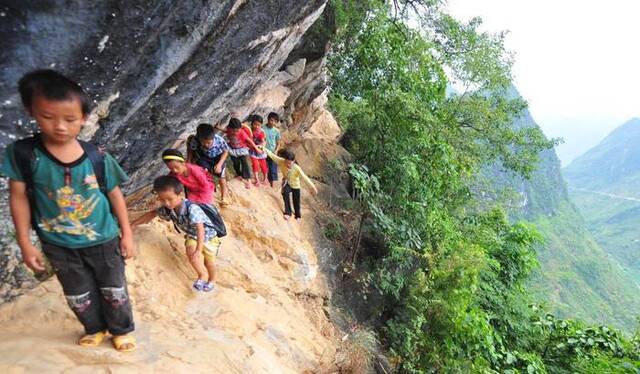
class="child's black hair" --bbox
[277,149,295,161]
[228,117,242,129]
[197,123,216,140]
[153,175,184,194]
[251,114,263,124]
[161,149,185,162]
[267,112,279,122]
[196,123,213,136]
[18,69,91,115]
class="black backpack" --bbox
[187,200,227,238]
[13,134,107,227]
[167,200,227,238]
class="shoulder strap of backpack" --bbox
[184,199,193,224]
[78,140,106,193]
[13,135,40,191]
[13,134,42,229]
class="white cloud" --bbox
[447,0,640,165]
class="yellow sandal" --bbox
[112,334,136,352]
[78,330,107,347]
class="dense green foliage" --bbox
[527,199,640,332]
[326,1,640,372]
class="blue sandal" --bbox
[193,279,206,291]
[202,282,216,292]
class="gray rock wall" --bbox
[1,0,328,189]
[0,0,333,302]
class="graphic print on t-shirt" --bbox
[39,176,101,240]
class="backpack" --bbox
[167,200,227,238]
[187,201,227,238]
[13,134,107,227]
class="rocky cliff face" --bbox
[0,1,350,303]
[1,0,333,189]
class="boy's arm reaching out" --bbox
[107,186,136,259]
[9,180,45,272]
[264,148,284,162]
[298,166,318,195]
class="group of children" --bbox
[1,69,318,353]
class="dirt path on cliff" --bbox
[0,180,340,373]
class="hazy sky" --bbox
[447,0,640,165]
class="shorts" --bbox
[228,147,249,157]
[184,237,221,261]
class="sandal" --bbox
[78,330,107,347]
[193,279,206,291]
[112,334,136,353]
[202,282,216,292]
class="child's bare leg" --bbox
[219,178,228,202]
[186,246,208,280]
[204,258,216,283]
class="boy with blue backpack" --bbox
[132,175,226,292]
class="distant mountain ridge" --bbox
[564,118,640,194]
[564,118,640,288]
[489,104,640,332]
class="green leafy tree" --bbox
[325,1,640,372]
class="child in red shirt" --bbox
[250,115,269,186]
[162,149,215,204]
[226,117,261,189]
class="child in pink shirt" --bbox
[250,115,269,186]
[226,117,262,189]
[162,149,214,204]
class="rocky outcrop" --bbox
[0,0,329,190]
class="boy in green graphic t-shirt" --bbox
[1,70,136,352]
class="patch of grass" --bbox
[323,219,345,241]
[335,326,381,374]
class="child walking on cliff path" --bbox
[132,176,224,292]
[162,149,215,204]
[263,112,282,188]
[1,70,136,352]
[226,117,262,189]
[249,115,269,187]
[263,148,318,220]
[186,123,230,205]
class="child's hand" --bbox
[21,244,46,272]
[214,164,223,174]
[120,234,136,260]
